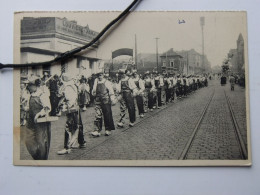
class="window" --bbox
[170,60,174,67]
[43,65,51,76]
[77,58,81,68]
[31,66,40,76]
[162,61,166,67]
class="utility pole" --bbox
[200,17,205,73]
[155,37,159,72]
[135,34,138,70]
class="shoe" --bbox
[105,130,111,136]
[56,111,61,117]
[80,142,87,148]
[57,148,71,155]
[153,106,156,109]
[129,123,134,127]
[91,131,101,137]
[117,122,124,128]
[144,110,147,113]
[140,114,144,118]
[150,109,153,112]
[83,106,87,111]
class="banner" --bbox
[112,48,133,59]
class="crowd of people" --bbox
[20,70,209,160]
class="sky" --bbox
[20,11,247,67]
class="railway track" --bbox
[179,88,247,160]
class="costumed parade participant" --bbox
[164,73,171,104]
[168,73,176,102]
[176,74,183,98]
[20,81,30,126]
[154,71,164,108]
[25,76,52,160]
[117,70,138,127]
[132,70,145,118]
[143,71,155,111]
[78,75,90,111]
[48,74,61,116]
[91,71,116,137]
[182,75,188,97]
[57,73,86,155]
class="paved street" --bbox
[20,79,248,160]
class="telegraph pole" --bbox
[155,37,159,72]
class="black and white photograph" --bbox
[13,11,251,166]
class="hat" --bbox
[61,73,73,82]
[118,69,126,74]
[132,69,138,74]
[28,75,41,84]
[144,71,150,75]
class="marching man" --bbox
[78,75,90,111]
[182,75,188,97]
[132,70,145,118]
[57,73,86,155]
[154,71,164,108]
[117,70,138,127]
[144,71,155,111]
[164,73,172,104]
[91,71,116,137]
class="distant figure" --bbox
[229,74,235,91]
[221,76,226,86]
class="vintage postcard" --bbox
[13,11,251,166]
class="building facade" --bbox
[227,33,245,74]
[160,48,185,74]
[20,17,104,79]
[237,33,245,74]
[178,49,211,75]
